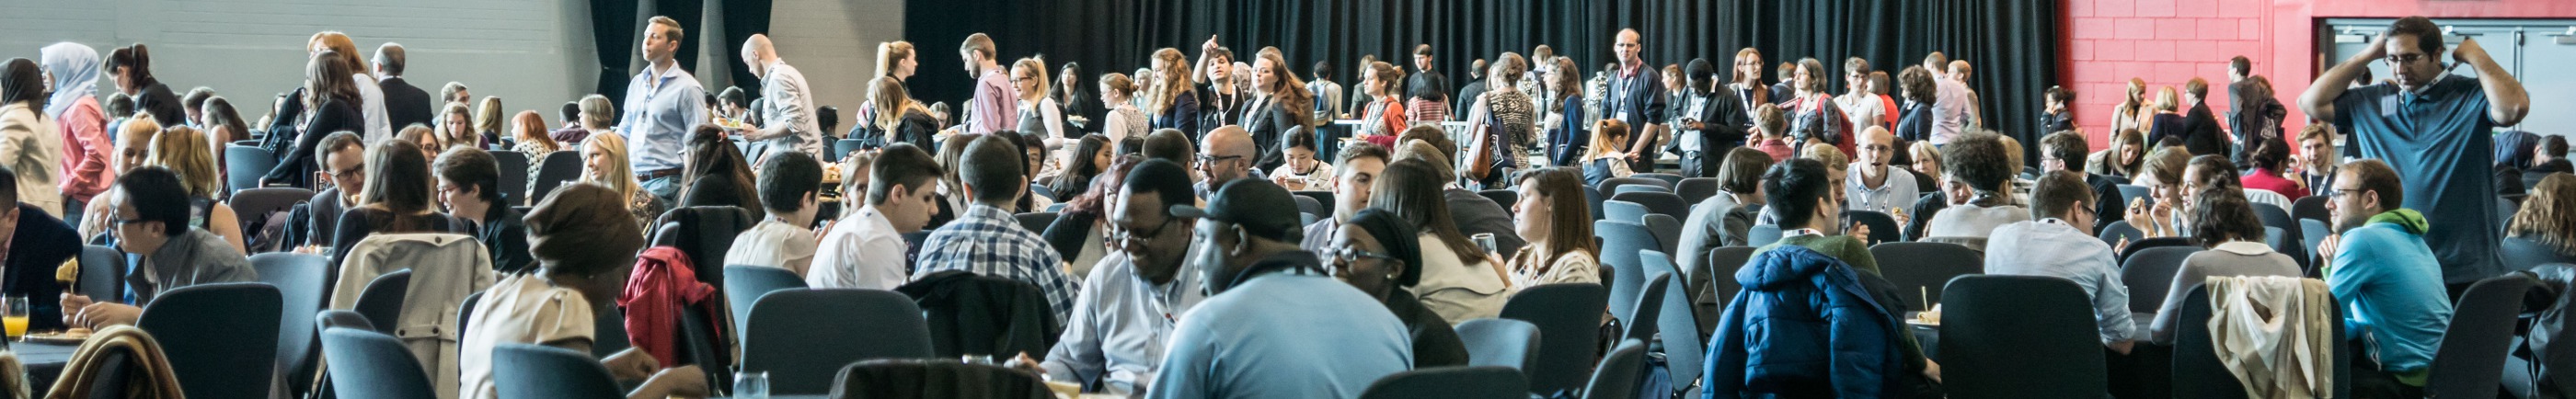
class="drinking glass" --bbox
[732,371,768,399]
[3,296,29,337]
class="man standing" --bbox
[2040,86,2076,134]
[1454,59,1488,118]
[2317,159,2454,396]
[1039,160,1206,395]
[1408,44,1448,113]
[738,34,821,160]
[960,33,1018,135]
[1150,178,1410,399]
[2296,125,2340,199]
[2226,56,2284,163]
[1604,28,1668,173]
[618,16,708,205]
[1198,39,1246,136]
[913,135,1077,320]
[1672,59,1747,177]
[1836,58,1886,131]
[373,43,432,130]
[1920,52,1970,145]
[811,143,939,290]
[2299,16,2529,291]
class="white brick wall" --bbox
[0,0,898,130]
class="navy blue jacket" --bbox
[1703,245,1907,399]
[1547,96,1589,166]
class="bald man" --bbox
[1604,28,1668,173]
[1197,125,1261,199]
[740,33,822,161]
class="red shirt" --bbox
[2239,167,2307,201]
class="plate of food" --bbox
[22,328,92,345]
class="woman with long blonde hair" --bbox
[2512,174,2576,259]
[147,126,248,252]
[470,97,504,148]
[1013,57,1068,142]
[580,131,661,233]
[2110,77,2146,135]
[1146,48,1202,134]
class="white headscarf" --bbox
[39,42,98,119]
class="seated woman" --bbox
[581,132,663,234]
[677,124,757,214]
[1327,208,1469,368]
[457,184,705,399]
[144,126,247,253]
[1267,128,1333,191]
[1370,157,1510,323]
[1043,156,1137,279]
[1505,167,1599,287]
[1581,119,1632,187]
[2123,146,2193,238]
[331,139,468,270]
[2511,173,2576,260]
[2145,188,2300,343]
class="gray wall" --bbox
[0,0,899,130]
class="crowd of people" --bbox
[0,12,2563,399]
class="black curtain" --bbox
[718,0,774,98]
[905,0,2062,147]
[590,0,776,103]
[589,0,639,102]
[655,0,707,84]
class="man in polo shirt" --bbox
[2298,16,2530,295]
[1150,178,1409,399]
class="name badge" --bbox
[2379,95,2400,118]
[1616,111,1630,120]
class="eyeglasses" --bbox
[1107,218,1180,253]
[2384,53,2430,65]
[1194,154,1245,167]
[1323,246,1398,267]
[109,218,146,227]
[330,165,365,181]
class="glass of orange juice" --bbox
[3,295,27,337]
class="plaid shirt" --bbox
[913,204,1079,321]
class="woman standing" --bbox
[1543,58,1586,168]
[43,42,113,217]
[1505,167,1599,286]
[1055,63,1096,135]
[0,58,66,215]
[1464,52,1535,188]
[1356,62,1409,139]
[1096,73,1146,142]
[1146,49,1203,138]
[307,32,389,141]
[1783,58,1851,156]
[1245,50,1315,172]
[103,43,183,127]
[1012,58,1068,143]
[260,51,364,188]
[2110,78,2146,137]
[852,40,918,126]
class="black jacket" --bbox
[477,205,533,274]
[2179,103,2228,157]
[377,76,434,131]
[1547,96,1590,166]
[1387,291,1468,368]
[896,270,1064,359]
[1198,83,1248,137]
[649,206,758,288]
[1672,90,1752,177]
[1894,101,1933,143]
[263,97,362,188]
[5,204,80,331]
[132,82,186,127]
[1604,65,1668,154]
[1243,102,1304,172]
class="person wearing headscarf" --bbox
[1330,208,1469,368]
[0,58,64,215]
[41,43,112,218]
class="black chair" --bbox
[1500,283,1606,395]
[1610,191,1689,221]
[1632,172,1684,188]
[833,139,869,162]
[77,245,123,301]
[1361,366,1531,399]
[527,152,583,205]
[2504,236,2575,272]
[826,359,1055,397]
[1291,190,1336,217]
[1603,200,1648,224]
[1598,177,1670,199]
[1612,184,1669,195]
[1291,195,1323,222]
[1594,221,1654,324]
[1702,246,1759,320]
[1581,339,1650,399]
[2120,246,2197,314]
[1014,211,1058,234]
[1869,242,1984,311]
[2170,284,2352,399]
[491,150,531,205]
[1455,318,1541,372]
[2291,194,2329,224]
[742,289,936,394]
[77,346,137,399]
[1624,272,1670,344]
[722,266,809,336]
[319,328,436,399]
[1654,268,1706,398]
[138,282,282,399]
[1674,177,1720,205]
[2300,219,2333,272]
[1844,210,1901,244]
[2118,236,2197,266]
[2427,274,2541,399]
[253,252,330,398]
[1939,275,2109,398]
[225,145,276,191]
[1477,189,1518,211]
[1641,213,1681,256]
[353,269,411,335]
[2253,202,2297,238]
[490,344,624,399]
[2096,220,2146,247]
[1747,224,1783,247]
[229,188,316,233]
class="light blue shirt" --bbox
[618,62,707,173]
[1844,162,1919,215]
[1042,252,1204,395]
[2328,218,2453,373]
[1149,264,1409,399]
[1984,218,2135,345]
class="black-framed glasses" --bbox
[330,165,365,181]
[2384,53,2430,65]
[109,218,146,227]
[1106,218,1181,252]
[1322,246,1398,266]
[1194,154,1244,167]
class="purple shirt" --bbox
[969,68,1020,134]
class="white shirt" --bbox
[754,60,822,157]
[725,219,818,277]
[1845,162,1919,214]
[808,206,911,290]
[1929,78,1972,144]
[1041,252,1205,395]
[355,74,391,144]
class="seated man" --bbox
[2039,131,2126,234]
[432,147,533,273]
[1151,178,1410,399]
[1037,160,1206,394]
[1984,171,2135,352]
[1845,127,1918,217]
[1751,158,1878,275]
[2320,159,2454,397]
[284,131,367,250]
[811,143,939,290]
[1923,131,2029,242]
[914,134,1078,322]
[724,152,823,276]
[62,167,258,328]
[0,166,83,331]
[1300,143,1389,253]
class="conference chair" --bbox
[1500,282,1606,395]
[491,150,531,205]
[1594,221,1654,323]
[2119,246,2198,315]
[2505,236,2575,272]
[827,359,1056,397]
[722,266,810,336]
[742,289,935,394]
[2116,184,2152,209]
[1631,173,1684,188]
[1641,213,1681,256]
[229,188,316,235]
[2291,195,2329,225]
[1361,366,1530,399]
[1746,224,1783,247]
[1581,339,1649,399]
[1290,190,1335,216]
[490,344,624,399]
[1028,184,1055,202]
[76,245,123,308]
[1939,275,2109,398]
[833,139,869,163]
[1581,185,1605,221]
[1844,210,1902,244]
[651,206,761,288]
[2096,220,2147,248]
[352,270,411,335]
[1673,177,1720,205]
[2300,219,2332,273]
[1478,189,1517,211]
[253,252,331,398]
[1015,211,1059,234]
[2118,237,2197,266]
[1869,242,1984,311]
[1698,246,1759,335]
[1654,268,1706,398]
[138,282,283,399]
[527,152,583,205]
[1455,318,1541,372]
[1612,184,1670,196]
[1624,272,1670,344]
[1293,195,1324,222]
[1598,177,1670,199]
[2170,284,2352,399]
[318,328,436,399]
[1610,191,1689,221]
[2427,274,2541,399]
[1603,200,1648,225]
[225,145,276,191]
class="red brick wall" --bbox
[2061,0,2576,148]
